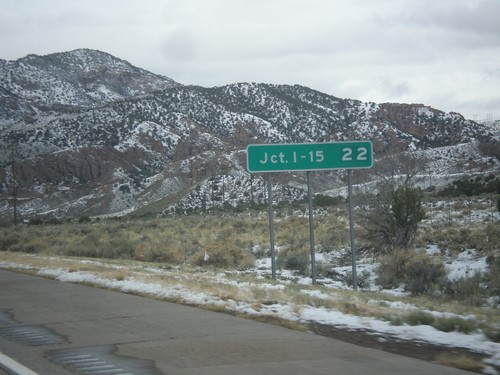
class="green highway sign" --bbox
[246,141,373,173]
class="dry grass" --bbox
[0,209,356,271]
[425,225,496,255]
[2,198,498,373]
[1,199,498,325]
[1,251,498,339]
[435,353,484,372]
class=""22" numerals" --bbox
[342,147,368,161]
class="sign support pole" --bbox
[307,171,317,284]
[267,174,276,280]
[348,169,357,290]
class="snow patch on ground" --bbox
[1,218,499,374]
[0,257,494,373]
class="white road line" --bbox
[0,353,39,375]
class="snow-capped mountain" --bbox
[0,49,178,109]
[0,49,497,225]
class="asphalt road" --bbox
[0,269,471,375]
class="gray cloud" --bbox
[163,30,197,62]
[410,0,500,38]
[0,0,498,120]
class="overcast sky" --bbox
[1,0,499,120]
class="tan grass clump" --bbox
[435,353,484,372]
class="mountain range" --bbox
[0,49,498,225]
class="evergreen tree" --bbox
[363,185,426,253]
[390,186,426,249]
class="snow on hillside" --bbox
[1,49,498,224]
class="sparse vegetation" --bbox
[404,310,436,326]
[375,248,447,296]
[435,353,484,372]
[277,248,310,276]
[313,194,344,207]
[0,214,268,269]
[0,193,498,305]
[444,274,484,307]
[363,186,426,254]
[376,247,412,288]
[432,316,477,334]
[0,50,498,372]
[404,252,447,296]
[438,175,500,197]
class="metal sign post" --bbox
[267,174,276,280]
[307,171,317,284]
[348,170,357,290]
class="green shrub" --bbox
[432,317,477,334]
[376,247,412,288]
[405,311,435,326]
[64,231,134,259]
[9,243,39,253]
[364,186,425,253]
[0,230,22,250]
[486,256,500,296]
[432,226,489,254]
[317,229,349,251]
[277,250,310,275]
[313,194,343,207]
[444,274,483,306]
[404,253,447,296]
[104,237,135,259]
[439,175,500,197]
[65,243,101,258]
[376,248,447,296]
[345,270,371,289]
[481,325,500,342]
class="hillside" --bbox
[0,49,498,225]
